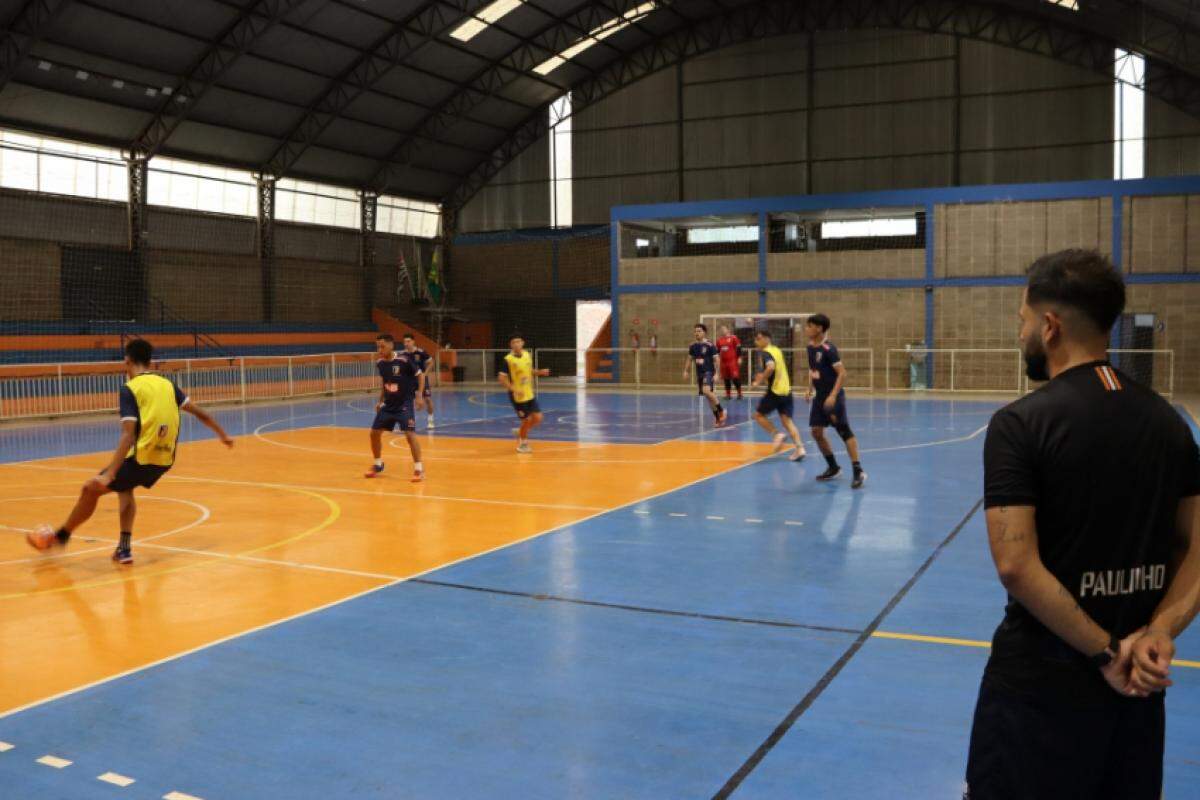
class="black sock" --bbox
[852,461,862,475]
[824,454,838,470]
[119,531,132,550]
[713,403,723,419]
[55,527,71,544]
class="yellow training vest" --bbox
[505,351,536,403]
[762,345,791,395]
[125,373,182,467]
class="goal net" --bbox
[698,313,875,392]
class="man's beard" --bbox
[1022,333,1049,382]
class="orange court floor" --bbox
[0,425,771,715]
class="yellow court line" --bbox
[0,489,347,601]
[872,630,1200,669]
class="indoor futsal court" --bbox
[2,1,1200,798]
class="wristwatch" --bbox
[1089,635,1121,668]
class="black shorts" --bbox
[756,391,794,418]
[372,404,416,432]
[964,678,1164,800]
[809,391,848,428]
[696,371,715,396]
[511,397,541,419]
[108,457,170,492]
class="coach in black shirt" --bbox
[965,249,1200,799]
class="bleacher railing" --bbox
[886,348,1175,397]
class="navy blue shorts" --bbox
[511,397,541,419]
[372,404,416,432]
[756,391,794,418]
[809,391,848,428]
[696,371,715,396]
[108,457,170,492]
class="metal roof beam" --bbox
[0,0,73,93]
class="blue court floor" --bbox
[1,389,1198,798]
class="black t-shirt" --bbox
[689,341,717,375]
[983,360,1200,706]
[376,354,421,411]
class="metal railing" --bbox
[886,348,1175,396]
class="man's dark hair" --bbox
[376,333,394,343]
[755,329,771,340]
[510,333,524,343]
[1026,249,1125,334]
[808,313,831,332]
[125,338,153,366]
[695,323,707,334]
[402,332,415,341]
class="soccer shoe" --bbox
[364,464,384,478]
[516,442,533,454]
[789,448,807,462]
[716,408,728,426]
[411,470,425,483]
[816,465,842,481]
[772,433,787,453]
[111,546,133,565]
[852,471,867,489]
[427,420,436,430]
[25,523,62,552]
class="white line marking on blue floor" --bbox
[0,741,13,752]
[163,792,204,800]
[669,512,688,517]
[98,772,136,787]
[784,520,804,526]
[745,518,763,524]
[633,510,650,515]
[706,515,725,521]
[37,755,72,768]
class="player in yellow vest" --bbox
[751,329,807,461]
[27,338,233,564]
[498,335,550,453]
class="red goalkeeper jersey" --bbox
[716,334,741,377]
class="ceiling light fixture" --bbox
[533,1,657,76]
[450,0,523,42]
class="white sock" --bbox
[374,458,383,468]
[428,416,434,423]
[414,462,423,472]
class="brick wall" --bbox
[1127,195,1200,273]
[146,250,262,321]
[618,290,758,384]
[0,237,61,321]
[768,250,923,281]
[620,254,758,285]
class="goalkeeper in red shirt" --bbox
[716,325,743,400]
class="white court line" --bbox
[0,443,780,723]
[705,515,725,521]
[163,792,204,800]
[37,755,72,768]
[745,518,763,524]
[633,510,650,516]
[0,496,211,568]
[668,512,687,517]
[98,772,135,787]
[0,740,13,751]
[5,463,607,514]
[784,520,804,527]
[858,424,988,454]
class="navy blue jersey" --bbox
[408,347,431,374]
[806,341,842,396]
[377,354,421,411]
[689,341,718,374]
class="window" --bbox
[821,218,917,239]
[378,195,440,238]
[275,179,360,229]
[534,1,657,75]
[550,93,572,228]
[148,157,255,216]
[1114,49,1145,180]
[686,226,758,244]
[0,130,126,201]
[450,0,523,42]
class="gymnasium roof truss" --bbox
[0,0,1197,212]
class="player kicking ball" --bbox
[26,338,233,564]
[751,330,806,461]
[365,333,426,482]
[684,324,727,426]
[804,313,865,488]
[499,335,550,453]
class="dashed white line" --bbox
[98,772,136,787]
[744,518,764,523]
[705,515,725,521]
[0,741,12,752]
[37,755,72,768]
[668,512,688,517]
[633,510,650,516]
[784,520,805,526]
[164,793,204,800]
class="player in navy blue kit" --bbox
[366,333,426,482]
[402,333,436,430]
[683,324,726,426]
[804,314,865,488]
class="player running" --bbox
[499,335,550,453]
[804,313,865,488]
[401,332,436,430]
[751,330,806,461]
[716,324,744,400]
[684,324,727,426]
[26,338,233,564]
[365,333,426,482]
